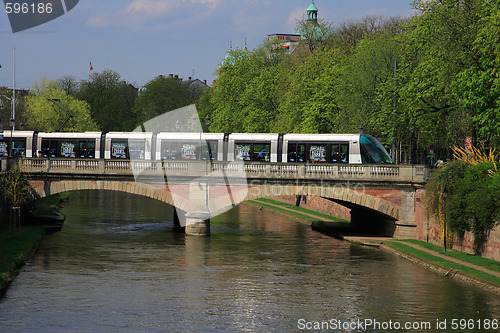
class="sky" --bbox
[0,0,416,90]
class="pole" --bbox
[392,59,397,163]
[12,48,15,131]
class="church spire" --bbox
[307,0,318,22]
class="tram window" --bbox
[297,144,306,162]
[129,141,145,160]
[0,142,8,157]
[201,141,217,161]
[111,140,128,159]
[288,143,306,162]
[42,140,58,158]
[79,141,95,158]
[181,142,197,160]
[11,139,27,157]
[340,144,349,163]
[161,141,180,160]
[360,135,393,164]
[288,143,297,162]
[60,141,76,158]
[253,143,270,162]
[331,144,340,163]
[310,144,327,163]
[235,143,251,161]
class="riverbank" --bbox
[0,225,45,297]
[248,198,500,294]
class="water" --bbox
[0,191,499,332]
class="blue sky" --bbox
[0,0,415,89]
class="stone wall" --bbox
[415,187,500,261]
[270,195,351,221]
[421,214,500,261]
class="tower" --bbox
[307,0,318,22]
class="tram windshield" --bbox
[360,135,393,164]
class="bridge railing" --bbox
[15,158,430,183]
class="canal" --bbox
[0,191,499,332]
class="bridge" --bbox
[4,158,430,237]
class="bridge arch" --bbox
[28,179,180,208]
[245,184,400,220]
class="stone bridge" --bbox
[11,158,430,237]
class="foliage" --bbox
[199,0,499,164]
[133,75,193,129]
[0,164,32,208]
[208,45,287,133]
[453,0,500,147]
[425,158,500,242]
[24,77,97,132]
[78,70,138,132]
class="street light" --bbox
[9,118,14,156]
[442,186,448,252]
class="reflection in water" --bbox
[0,190,499,332]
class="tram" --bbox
[0,131,393,164]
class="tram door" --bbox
[330,143,349,163]
[42,140,58,158]
[78,141,96,158]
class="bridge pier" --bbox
[185,211,210,236]
[172,209,185,233]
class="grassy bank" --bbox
[0,225,45,295]
[384,240,500,290]
[30,192,69,216]
[250,198,349,223]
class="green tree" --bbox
[24,77,97,132]
[79,70,138,132]
[206,44,288,133]
[133,75,192,128]
[0,164,31,209]
[394,0,485,156]
[454,0,500,148]
[56,75,80,96]
[277,47,346,133]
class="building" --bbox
[267,0,321,54]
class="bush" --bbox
[446,162,500,236]
[425,161,500,240]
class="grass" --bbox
[400,239,500,273]
[0,225,45,290]
[385,241,500,286]
[247,200,322,221]
[255,198,350,223]
[30,192,69,216]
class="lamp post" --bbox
[205,114,211,129]
[442,186,448,252]
[9,118,14,157]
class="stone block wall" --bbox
[416,188,500,261]
[270,195,351,221]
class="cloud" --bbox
[87,14,111,27]
[124,0,220,18]
[124,0,173,17]
[286,8,305,30]
[86,0,222,29]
